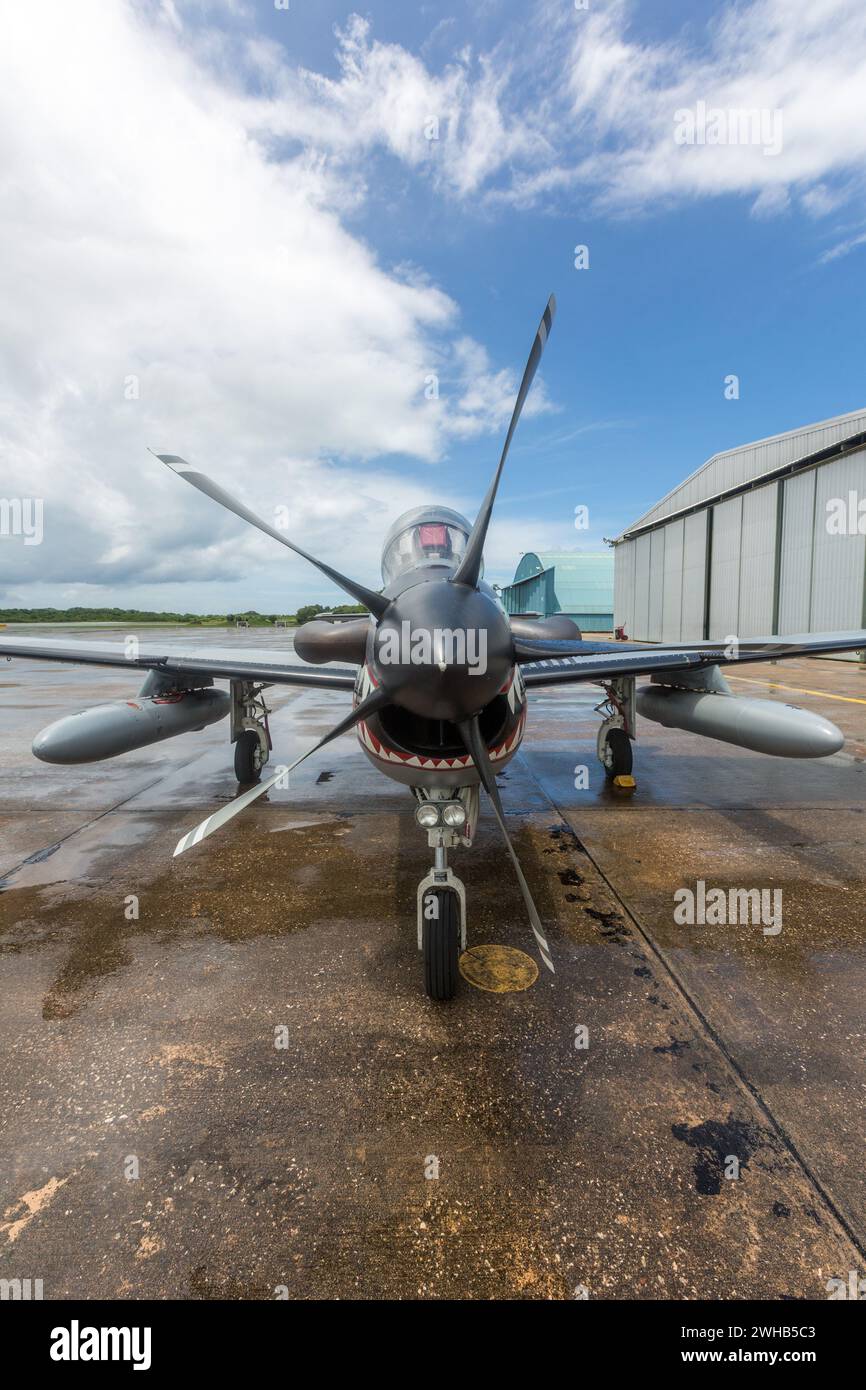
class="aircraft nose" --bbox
[372,580,513,721]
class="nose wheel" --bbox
[416,820,468,1001]
[421,887,460,1000]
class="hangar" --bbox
[613,409,866,646]
[500,551,614,633]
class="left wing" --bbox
[517,631,866,688]
[0,636,357,691]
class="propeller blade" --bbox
[173,686,388,857]
[450,294,556,589]
[153,452,389,619]
[458,715,554,973]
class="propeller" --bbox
[458,715,554,974]
[450,294,556,590]
[153,452,389,619]
[173,685,388,857]
[163,296,558,900]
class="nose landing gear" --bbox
[414,788,475,1000]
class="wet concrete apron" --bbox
[1,639,864,1298]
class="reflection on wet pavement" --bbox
[0,628,864,1297]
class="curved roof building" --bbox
[500,551,614,632]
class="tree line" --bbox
[0,604,368,626]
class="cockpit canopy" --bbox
[381,505,478,585]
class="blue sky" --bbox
[2,0,865,611]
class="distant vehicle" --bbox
[3,297,863,998]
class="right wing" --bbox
[518,630,866,688]
[0,636,357,691]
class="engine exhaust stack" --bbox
[636,685,843,758]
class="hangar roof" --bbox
[616,408,866,541]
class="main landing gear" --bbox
[596,675,636,788]
[414,787,477,1000]
[230,680,272,784]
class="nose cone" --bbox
[32,714,86,764]
[795,709,844,757]
[32,704,126,763]
[373,581,513,721]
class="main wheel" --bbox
[234,729,264,783]
[422,888,460,1001]
[601,727,632,779]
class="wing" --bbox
[517,631,866,688]
[0,636,357,691]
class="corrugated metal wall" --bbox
[777,470,814,632]
[633,533,651,638]
[708,496,741,638]
[661,517,683,642]
[681,512,708,640]
[614,445,866,643]
[811,455,866,630]
[647,529,665,641]
[614,537,635,635]
[739,483,778,636]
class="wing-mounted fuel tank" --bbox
[636,664,843,758]
[32,670,231,764]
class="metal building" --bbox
[500,551,614,632]
[613,409,866,645]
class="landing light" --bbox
[415,801,467,829]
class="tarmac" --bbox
[1,626,864,1299]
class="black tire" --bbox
[422,888,460,1001]
[234,729,264,783]
[602,727,633,780]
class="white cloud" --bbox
[548,0,866,216]
[819,229,866,262]
[8,0,863,610]
[236,14,553,200]
[231,1,866,227]
[0,1,551,609]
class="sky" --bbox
[1,0,865,613]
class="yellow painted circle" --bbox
[459,944,539,993]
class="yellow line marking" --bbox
[726,674,866,706]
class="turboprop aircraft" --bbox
[3,295,864,999]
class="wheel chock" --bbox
[612,774,636,793]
